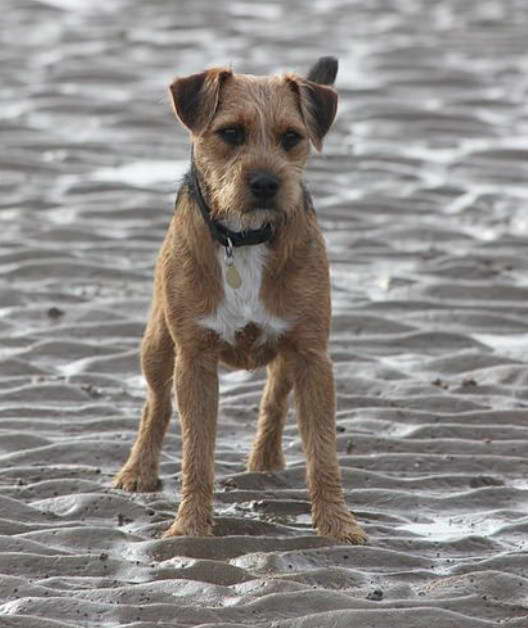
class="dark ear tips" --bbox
[306,56,338,86]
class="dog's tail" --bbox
[307,56,338,86]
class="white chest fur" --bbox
[199,244,290,345]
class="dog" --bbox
[113,57,367,544]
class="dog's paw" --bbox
[162,501,214,538]
[325,522,368,545]
[162,518,213,538]
[113,465,160,492]
[316,510,368,545]
[246,454,285,473]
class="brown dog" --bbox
[113,57,367,544]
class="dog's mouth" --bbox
[247,206,279,214]
[219,207,279,232]
[246,206,282,227]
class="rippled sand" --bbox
[1,0,528,626]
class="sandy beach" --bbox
[1,0,528,626]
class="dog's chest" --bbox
[199,245,289,345]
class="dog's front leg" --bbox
[163,349,219,538]
[290,348,367,544]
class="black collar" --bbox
[186,162,274,249]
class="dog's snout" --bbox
[248,171,280,200]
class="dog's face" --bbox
[169,59,338,229]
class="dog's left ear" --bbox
[286,76,338,152]
[285,56,338,151]
[307,56,338,86]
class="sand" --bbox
[1,0,528,626]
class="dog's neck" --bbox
[186,162,275,249]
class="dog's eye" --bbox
[217,126,245,146]
[281,130,303,151]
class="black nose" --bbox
[249,171,280,200]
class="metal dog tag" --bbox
[225,238,242,289]
[226,263,242,289]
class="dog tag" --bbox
[226,263,242,289]
[224,237,242,289]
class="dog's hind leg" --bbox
[113,306,174,492]
[247,355,292,472]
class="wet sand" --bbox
[1,0,528,626]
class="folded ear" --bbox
[306,56,338,86]
[169,67,232,132]
[286,76,338,151]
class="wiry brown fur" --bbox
[113,59,367,544]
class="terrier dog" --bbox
[113,57,367,544]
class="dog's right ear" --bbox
[169,68,232,133]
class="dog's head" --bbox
[169,57,338,230]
